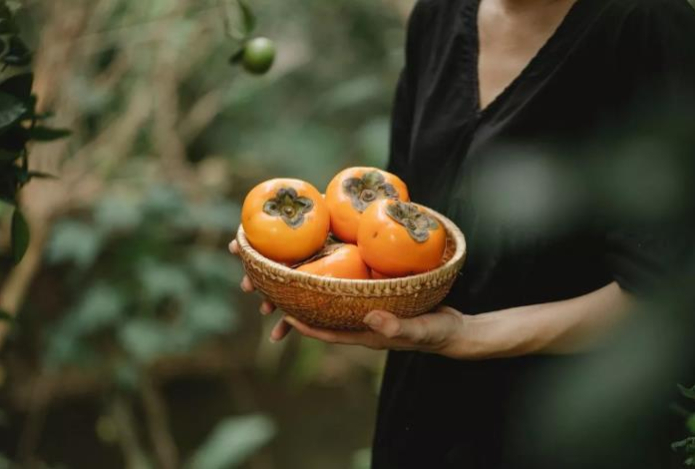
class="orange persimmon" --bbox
[296,244,370,279]
[241,178,329,263]
[325,167,409,243]
[357,199,446,277]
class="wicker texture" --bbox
[236,208,467,330]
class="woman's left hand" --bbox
[271,306,472,360]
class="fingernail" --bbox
[284,316,297,327]
[364,312,383,328]
[260,303,271,315]
[269,336,279,343]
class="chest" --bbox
[477,0,578,110]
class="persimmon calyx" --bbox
[386,201,439,243]
[342,170,399,213]
[263,187,314,228]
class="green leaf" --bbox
[29,126,71,141]
[68,284,125,334]
[112,361,140,392]
[672,437,692,450]
[237,0,256,36]
[94,196,142,231]
[0,91,26,131]
[26,170,58,180]
[118,319,172,363]
[0,148,20,162]
[0,309,13,323]
[0,4,12,19]
[0,18,18,34]
[185,295,236,336]
[229,46,245,65]
[679,384,695,400]
[0,125,28,152]
[138,259,192,302]
[0,73,33,100]
[688,414,695,435]
[186,415,275,469]
[3,36,31,67]
[11,208,29,264]
[46,220,102,269]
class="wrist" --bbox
[445,313,497,360]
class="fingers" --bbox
[229,239,239,255]
[260,300,276,315]
[231,237,279,319]
[363,310,426,343]
[240,275,255,293]
[283,316,340,343]
[270,315,293,342]
[284,316,384,349]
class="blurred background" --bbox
[0,0,415,467]
[1,1,695,469]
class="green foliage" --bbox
[0,2,70,264]
[43,186,240,371]
[186,414,276,469]
[0,309,12,323]
[674,384,695,466]
[10,207,28,262]
[680,384,695,400]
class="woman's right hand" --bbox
[229,239,294,342]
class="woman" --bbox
[231,0,695,467]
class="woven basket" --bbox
[236,207,467,330]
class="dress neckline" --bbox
[462,0,587,118]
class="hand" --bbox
[231,238,474,359]
[284,306,473,360]
[229,239,294,342]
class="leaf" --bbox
[138,259,192,302]
[118,319,172,363]
[0,91,26,131]
[237,0,256,36]
[11,208,29,264]
[69,284,125,334]
[0,148,20,162]
[0,73,33,100]
[185,295,236,336]
[0,125,28,151]
[186,415,275,469]
[26,170,58,180]
[94,196,142,231]
[2,36,32,67]
[688,414,695,435]
[0,309,13,323]
[229,46,245,65]
[0,18,18,34]
[679,384,695,400]
[673,436,695,450]
[28,126,71,141]
[46,220,102,269]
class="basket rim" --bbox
[236,206,467,289]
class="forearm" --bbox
[457,282,635,359]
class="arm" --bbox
[281,281,634,360]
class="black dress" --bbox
[372,0,695,468]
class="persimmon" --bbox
[296,244,370,279]
[241,178,329,263]
[325,167,409,243]
[357,200,446,277]
[370,269,393,280]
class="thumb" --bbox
[363,310,423,341]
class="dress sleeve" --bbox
[604,0,695,296]
[386,1,430,178]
